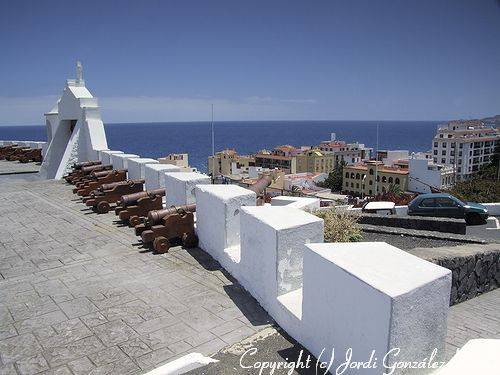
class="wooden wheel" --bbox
[153,236,170,254]
[129,215,141,227]
[182,232,199,248]
[96,201,110,214]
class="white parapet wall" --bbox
[110,153,140,170]
[144,164,181,190]
[127,158,159,180]
[300,242,451,373]
[164,172,211,206]
[239,206,324,316]
[100,150,123,165]
[195,185,257,273]
[270,196,321,210]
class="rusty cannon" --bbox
[74,170,128,196]
[18,148,43,163]
[5,147,31,161]
[85,179,145,214]
[0,145,20,160]
[63,161,102,183]
[115,189,166,226]
[68,164,113,185]
[138,204,198,253]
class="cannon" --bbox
[85,179,145,214]
[68,164,113,184]
[115,189,166,226]
[74,170,127,196]
[0,145,19,160]
[64,161,102,182]
[138,204,198,253]
[18,148,43,163]
[5,147,31,161]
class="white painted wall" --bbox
[144,164,181,190]
[300,242,451,372]
[110,153,139,170]
[271,196,320,210]
[163,172,211,206]
[39,67,108,179]
[127,158,159,180]
[196,185,256,273]
[100,150,123,165]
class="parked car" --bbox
[407,193,488,224]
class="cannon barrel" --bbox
[81,164,112,174]
[89,170,115,179]
[247,174,274,194]
[98,179,145,192]
[118,188,165,207]
[147,204,196,226]
[72,160,101,170]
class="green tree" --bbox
[319,160,347,192]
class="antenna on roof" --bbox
[76,60,83,84]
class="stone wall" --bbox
[407,244,500,305]
[358,213,467,234]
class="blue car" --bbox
[407,193,489,225]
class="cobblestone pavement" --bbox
[444,287,500,361]
[0,160,41,175]
[0,179,271,374]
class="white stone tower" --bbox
[39,62,108,179]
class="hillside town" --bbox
[207,119,500,204]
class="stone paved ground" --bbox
[0,178,271,375]
[0,160,40,175]
[0,166,499,374]
[444,287,500,361]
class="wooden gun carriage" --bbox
[115,188,166,226]
[85,179,145,214]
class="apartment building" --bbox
[343,160,408,197]
[254,145,298,174]
[295,149,335,174]
[408,156,455,194]
[431,120,499,180]
[159,153,189,168]
[318,136,371,165]
[208,149,254,177]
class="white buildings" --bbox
[431,120,499,180]
[408,154,456,194]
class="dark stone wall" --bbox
[408,244,500,305]
[358,214,466,235]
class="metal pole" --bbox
[374,123,379,196]
[211,104,215,157]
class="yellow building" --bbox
[296,149,335,174]
[343,161,408,197]
[158,153,189,168]
[208,149,254,177]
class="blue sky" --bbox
[0,0,499,125]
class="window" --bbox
[419,198,435,207]
[388,177,393,183]
[356,183,359,188]
[435,198,456,207]
[345,172,349,178]
[350,173,355,179]
[369,169,374,175]
[382,176,387,183]
[442,150,446,156]
[345,182,348,187]
[441,158,446,163]
[433,150,438,155]
[459,143,463,149]
[395,178,400,185]
[369,190,372,195]
[442,142,447,148]
[434,142,438,147]
[356,173,360,180]
[369,180,373,185]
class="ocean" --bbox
[0,121,440,172]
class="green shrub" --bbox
[312,209,363,243]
